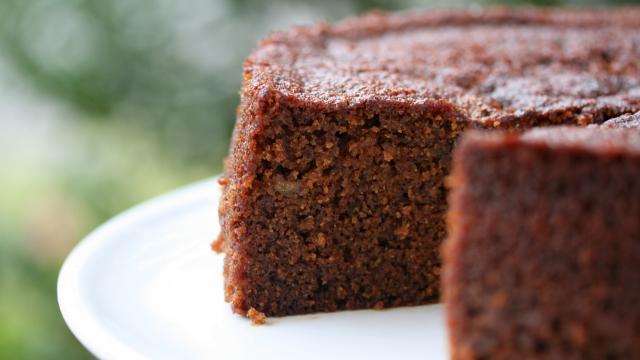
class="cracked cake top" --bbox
[245,8,640,127]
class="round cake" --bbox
[217,7,640,324]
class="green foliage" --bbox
[0,244,92,360]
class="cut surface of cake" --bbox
[444,126,640,359]
[218,8,640,318]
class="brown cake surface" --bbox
[218,8,640,318]
[445,127,640,359]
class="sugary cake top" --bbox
[246,8,640,126]
[462,126,640,158]
[522,126,640,155]
[600,111,640,129]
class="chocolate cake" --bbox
[444,125,640,359]
[217,8,640,319]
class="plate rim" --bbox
[57,177,218,359]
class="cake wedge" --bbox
[445,126,640,359]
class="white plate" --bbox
[58,177,448,360]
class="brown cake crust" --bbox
[248,7,640,125]
[445,128,640,359]
[219,8,640,318]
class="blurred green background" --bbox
[0,0,637,358]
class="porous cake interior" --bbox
[223,100,466,316]
[445,130,640,358]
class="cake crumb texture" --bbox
[247,307,267,326]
